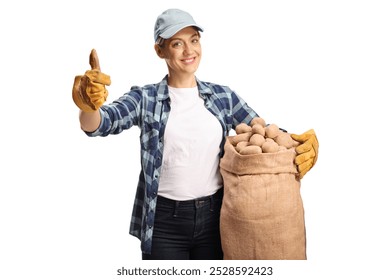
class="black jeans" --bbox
[142,188,223,260]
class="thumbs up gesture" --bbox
[72,49,111,112]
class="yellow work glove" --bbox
[72,49,111,112]
[291,129,319,179]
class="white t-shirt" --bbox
[158,86,223,200]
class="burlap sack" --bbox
[219,136,306,260]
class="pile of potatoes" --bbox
[232,117,299,155]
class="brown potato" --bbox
[250,117,266,127]
[262,141,279,153]
[251,124,266,136]
[231,132,252,145]
[274,133,295,148]
[235,141,250,153]
[249,134,265,146]
[235,123,252,134]
[265,124,281,139]
[278,146,287,152]
[265,138,276,143]
[240,145,262,155]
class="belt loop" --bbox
[210,195,214,212]
[173,201,179,217]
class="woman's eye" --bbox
[172,41,182,47]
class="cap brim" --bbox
[159,24,204,39]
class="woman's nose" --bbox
[183,43,194,55]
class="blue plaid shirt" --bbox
[86,75,258,254]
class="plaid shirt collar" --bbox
[156,75,213,101]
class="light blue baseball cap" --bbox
[154,9,204,43]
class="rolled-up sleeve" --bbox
[231,91,259,128]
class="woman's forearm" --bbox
[79,110,101,132]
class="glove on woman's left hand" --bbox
[291,129,319,179]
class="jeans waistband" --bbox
[157,187,223,215]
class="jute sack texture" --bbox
[219,136,306,260]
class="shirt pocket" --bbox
[140,116,160,150]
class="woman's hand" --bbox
[291,129,319,179]
[72,49,111,112]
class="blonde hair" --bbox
[156,30,201,48]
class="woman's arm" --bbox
[79,110,101,132]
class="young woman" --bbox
[72,8,318,260]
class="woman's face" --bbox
[155,26,202,77]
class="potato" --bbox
[249,134,265,146]
[233,119,297,154]
[274,133,295,148]
[235,123,252,134]
[265,124,281,139]
[265,138,276,143]
[278,146,287,152]
[251,124,266,136]
[250,117,266,127]
[240,145,262,155]
[231,132,252,145]
[262,140,279,153]
[235,141,250,153]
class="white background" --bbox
[1,0,389,279]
